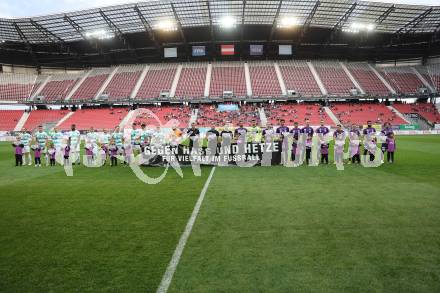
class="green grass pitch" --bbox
[0,135,440,292]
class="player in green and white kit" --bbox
[100,129,111,145]
[20,129,33,165]
[68,124,81,164]
[130,123,141,154]
[34,125,49,166]
[112,126,124,154]
[49,128,64,151]
[86,127,98,144]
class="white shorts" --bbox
[23,146,30,153]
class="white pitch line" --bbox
[156,166,216,293]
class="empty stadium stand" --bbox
[38,73,82,101]
[103,65,143,100]
[210,62,247,97]
[313,61,356,97]
[378,66,424,95]
[136,64,177,99]
[263,104,333,126]
[22,110,68,131]
[425,64,440,92]
[0,110,23,131]
[248,62,282,97]
[174,63,207,98]
[70,68,111,100]
[393,103,440,124]
[0,73,39,102]
[346,63,391,96]
[57,108,129,130]
[278,60,322,97]
[196,104,260,127]
[330,103,407,126]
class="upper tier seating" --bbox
[330,103,407,126]
[0,110,23,131]
[378,66,424,95]
[278,60,321,97]
[346,63,390,96]
[175,63,207,98]
[393,103,440,124]
[103,65,143,100]
[196,104,260,127]
[137,65,177,99]
[313,61,355,96]
[210,63,247,97]
[71,68,111,100]
[248,62,282,97]
[0,73,39,102]
[58,108,129,130]
[38,73,82,101]
[22,110,68,131]
[263,104,333,126]
[133,106,192,128]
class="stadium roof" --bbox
[0,0,439,43]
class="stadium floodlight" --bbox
[219,16,236,29]
[277,17,300,28]
[85,29,114,40]
[156,20,178,32]
[343,22,375,33]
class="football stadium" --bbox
[0,0,440,292]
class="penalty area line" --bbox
[156,166,216,293]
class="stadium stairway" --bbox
[55,111,74,127]
[65,71,91,101]
[119,110,135,129]
[368,64,397,95]
[387,105,411,124]
[274,63,287,96]
[94,67,119,100]
[324,107,341,125]
[14,111,29,131]
[307,61,328,95]
[259,108,267,127]
[340,62,365,95]
[189,109,198,127]
[412,67,435,93]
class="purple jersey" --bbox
[363,127,376,135]
[276,126,290,134]
[387,138,396,152]
[301,126,314,137]
[333,130,345,139]
[321,143,329,155]
[64,146,71,157]
[109,145,118,157]
[85,147,94,156]
[290,127,301,139]
[48,148,56,159]
[33,147,41,158]
[381,127,394,138]
[13,143,23,155]
[316,126,329,135]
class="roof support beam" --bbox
[395,8,432,34]
[298,0,320,44]
[30,20,65,45]
[13,22,39,68]
[375,4,395,25]
[170,2,188,56]
[269,0,283,43]
[63,15,87,40]
[134,4,161,56]
[206,0,215,42]
[240,0,247,43]
[327,2,357,43]
[99,9,138,60]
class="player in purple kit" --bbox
[333,124,346,164]
[234,124,247,143]
[349,125,361,164]
[276,119,290,139]
[380,122,394,163]
[47,142,56,166]
[108,139,119,167]
[301,119,314,165]
[290,122,301,161]
[64,142,71,166]
[386,133,396,163]
[316,120,329,136]
[32,144,42,167]
[320,141,329,164]
[363,120,376,159]
[276,120,290,164]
